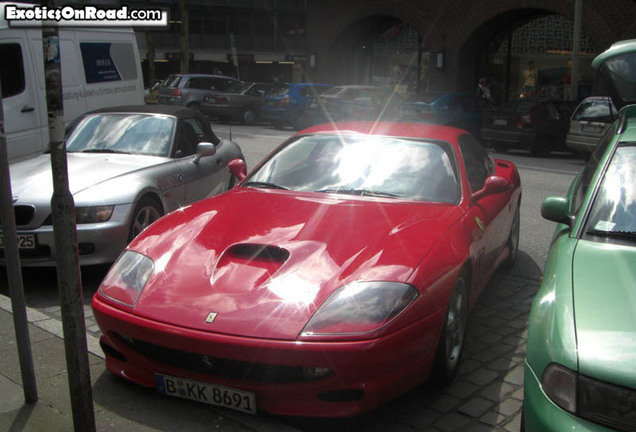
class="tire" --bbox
[431,274,469,386]
[128,197,163,242]
[531,134,552,157]
[501,204,520,270]
[240,108,257,125]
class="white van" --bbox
[0,3,144,161]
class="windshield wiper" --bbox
[587,229,636,241]
[316,187,401,198]
[80,149,130,154]
[243,181,290,190]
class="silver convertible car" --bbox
[1,105,244,267]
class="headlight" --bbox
[541,363,577,413]
[301,282,418,337]
[542,363,636,432]
[98,251,154,308]
[76,205,114,223]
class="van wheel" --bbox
[241,108,257,125]
[431,273,469,386]
[128,197,163,242]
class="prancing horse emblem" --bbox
[205,312,217,324]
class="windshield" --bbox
[245,133,459,203]
[600,54,636,107]
[227,81,251,93]
[66,113,176,157]
[573,98,616,122]
[585,144,636,237]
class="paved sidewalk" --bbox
[0,273,538,431]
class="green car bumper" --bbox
[523,361,615,432]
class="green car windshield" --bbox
[585,143,636,238]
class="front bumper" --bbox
[565,133,602,154]
[523,360,612,432]
[93,293,443,417]
[0,204,133,267]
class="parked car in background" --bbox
[157,74,239,109]
[92,120,521,417]
[295,85,404,129]
[481,98,577,156]
[200,81,273,125]
[565,95,617,157]
[523,39,636,432]
[260,82,332,130]
[398,92,495,139]
[0,105,244,267]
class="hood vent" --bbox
[211,244,290,290]
[226,243,290,263]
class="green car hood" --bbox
[573,240,636,389]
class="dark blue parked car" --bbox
[261,82,332,130]
[398,92,495,138]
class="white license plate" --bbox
[493,118,508,126]
[155,374,256,414]
[581,124,602,133]
[0,233,36,249]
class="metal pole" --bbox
[570,0,582,101]
[0,77,38,405]
[42,20,96,432]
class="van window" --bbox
[0,43,25,98]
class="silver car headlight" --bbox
[98,251,154,308]
[76,205,114,223]
[301,282,418,337]
[542,363,636,431]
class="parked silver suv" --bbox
[157,74,239,109]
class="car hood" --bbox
[131,188,464,340]
[9,152,168,204]
[573,240,636,389]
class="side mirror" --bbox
[471,175,512,202]
[541,196,573,226]
[193,142,216,164]
[227,158,247,182]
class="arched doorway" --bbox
[465,12,597,104]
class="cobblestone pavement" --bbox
[8,270,537,432]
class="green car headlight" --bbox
[76,205,114,223]
[542,363,636,431]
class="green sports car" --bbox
[524,40,636,432]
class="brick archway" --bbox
[307,0,631,93]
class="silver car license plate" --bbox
[155,374,256,414]
[581,124,602,133]
[0,233,36,249]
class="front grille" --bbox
[14,206,36,226]
[114,333,319,383]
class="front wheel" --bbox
[128,197,163,242]
[431,274,469,386]
[240,108,257,125]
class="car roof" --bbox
[86,104,206,119]
[296,121,467,142]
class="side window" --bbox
[459,134,493,192]
[571,127,614,213]
[0,43,25,98]
[214,78,233,91]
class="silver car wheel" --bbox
[129,197,162,241]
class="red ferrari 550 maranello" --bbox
[92,121,521,417]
